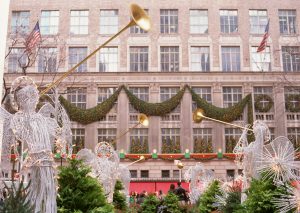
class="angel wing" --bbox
[38,96,73,156]
[0,107,18,173]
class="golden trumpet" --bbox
[192,108,253,132]
[40,4,151,95]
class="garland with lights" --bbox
[286,94,300,113]
[254,94,273,113]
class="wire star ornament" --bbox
[257,136,300,184]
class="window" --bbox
[161,128,181,153]
[11,11,30,35]
[162,170,170,178]
[190,10,208,34]
[249,10,268,34]
[70,10,89,35]
[160,46,179,72]
[99,47,118,72]
[285,87,300,114]
[129,87,149,116]
[72,128,85,153]
[226,170,235,179]
[225,128,242,153]
[279,10,297,35]
[220,10,238,33]
[141,170,149,178]
[130,170,138,178]
[192,87,212,111]
[190,46,210,71]
[160,9,178,33]
[193,128,213,153]
[100,10,118,34]
[160,87,181,121]
[221,46,240,72]
[130,47,149,72]
[130,9,148,34]
[173,170,179,178]
[98,129,117,149]
[40,11,59,35]
[67,88,87,109]
[8,48,27,73]
[130,129,149,153]
[38,48,57,72]
[287,128,300,149]
[251,46,271,71]
[282,46,300,72]
[223,87,242,107]
[69,47,87,72]
[97,87,118,121]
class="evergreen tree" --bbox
[57,159,114,213]
[198,180,221,213]
[113,180,127,212]
[162,192,181,213]
[0,179,34,213]
[140,194,160,213]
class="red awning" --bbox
[130,182,189,194]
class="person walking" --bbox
[175,182,188,205]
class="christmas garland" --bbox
[189,87,252,123]
[254,94,273,113]
[286,94,300,113]
[59,86,122,124]
[124,85,187,116]
[59,85,254,128]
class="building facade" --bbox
[3,0,300,181]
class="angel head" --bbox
[10,76,39,111]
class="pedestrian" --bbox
[158,190,165,201]
[175,182,188,205]
[168,183,176,193]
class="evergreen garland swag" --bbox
[59,85,254,127]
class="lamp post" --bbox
[175,160,184,182]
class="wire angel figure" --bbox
[0,76,72,213]
[77,142,130,203]
[184,162,214,204]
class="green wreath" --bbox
[286,94,300,113]
[254,94,273,113]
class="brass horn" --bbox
[192,108,253,132]
[40,4,151,95]
[113,113,149,142]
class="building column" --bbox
[274,84,286,136]
[180,88,193,152]
[212,83,223,152]
[117,88,129,152]
[85,84,97,150]
[149,83,160,153]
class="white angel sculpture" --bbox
[184,162,214,204]
[0,76,72,213]
[77,142,131,203]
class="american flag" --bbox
[257,19,270,53]
[25,21,41,52]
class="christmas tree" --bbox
[113,180,127,212]
[57,159,114,213]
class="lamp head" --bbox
[138,113,149,127]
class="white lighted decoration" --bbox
[77,142,130,203]
[0,76,72,213]
[184,163,214,204]
[258,136,299,184]
[273,183,300,213]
